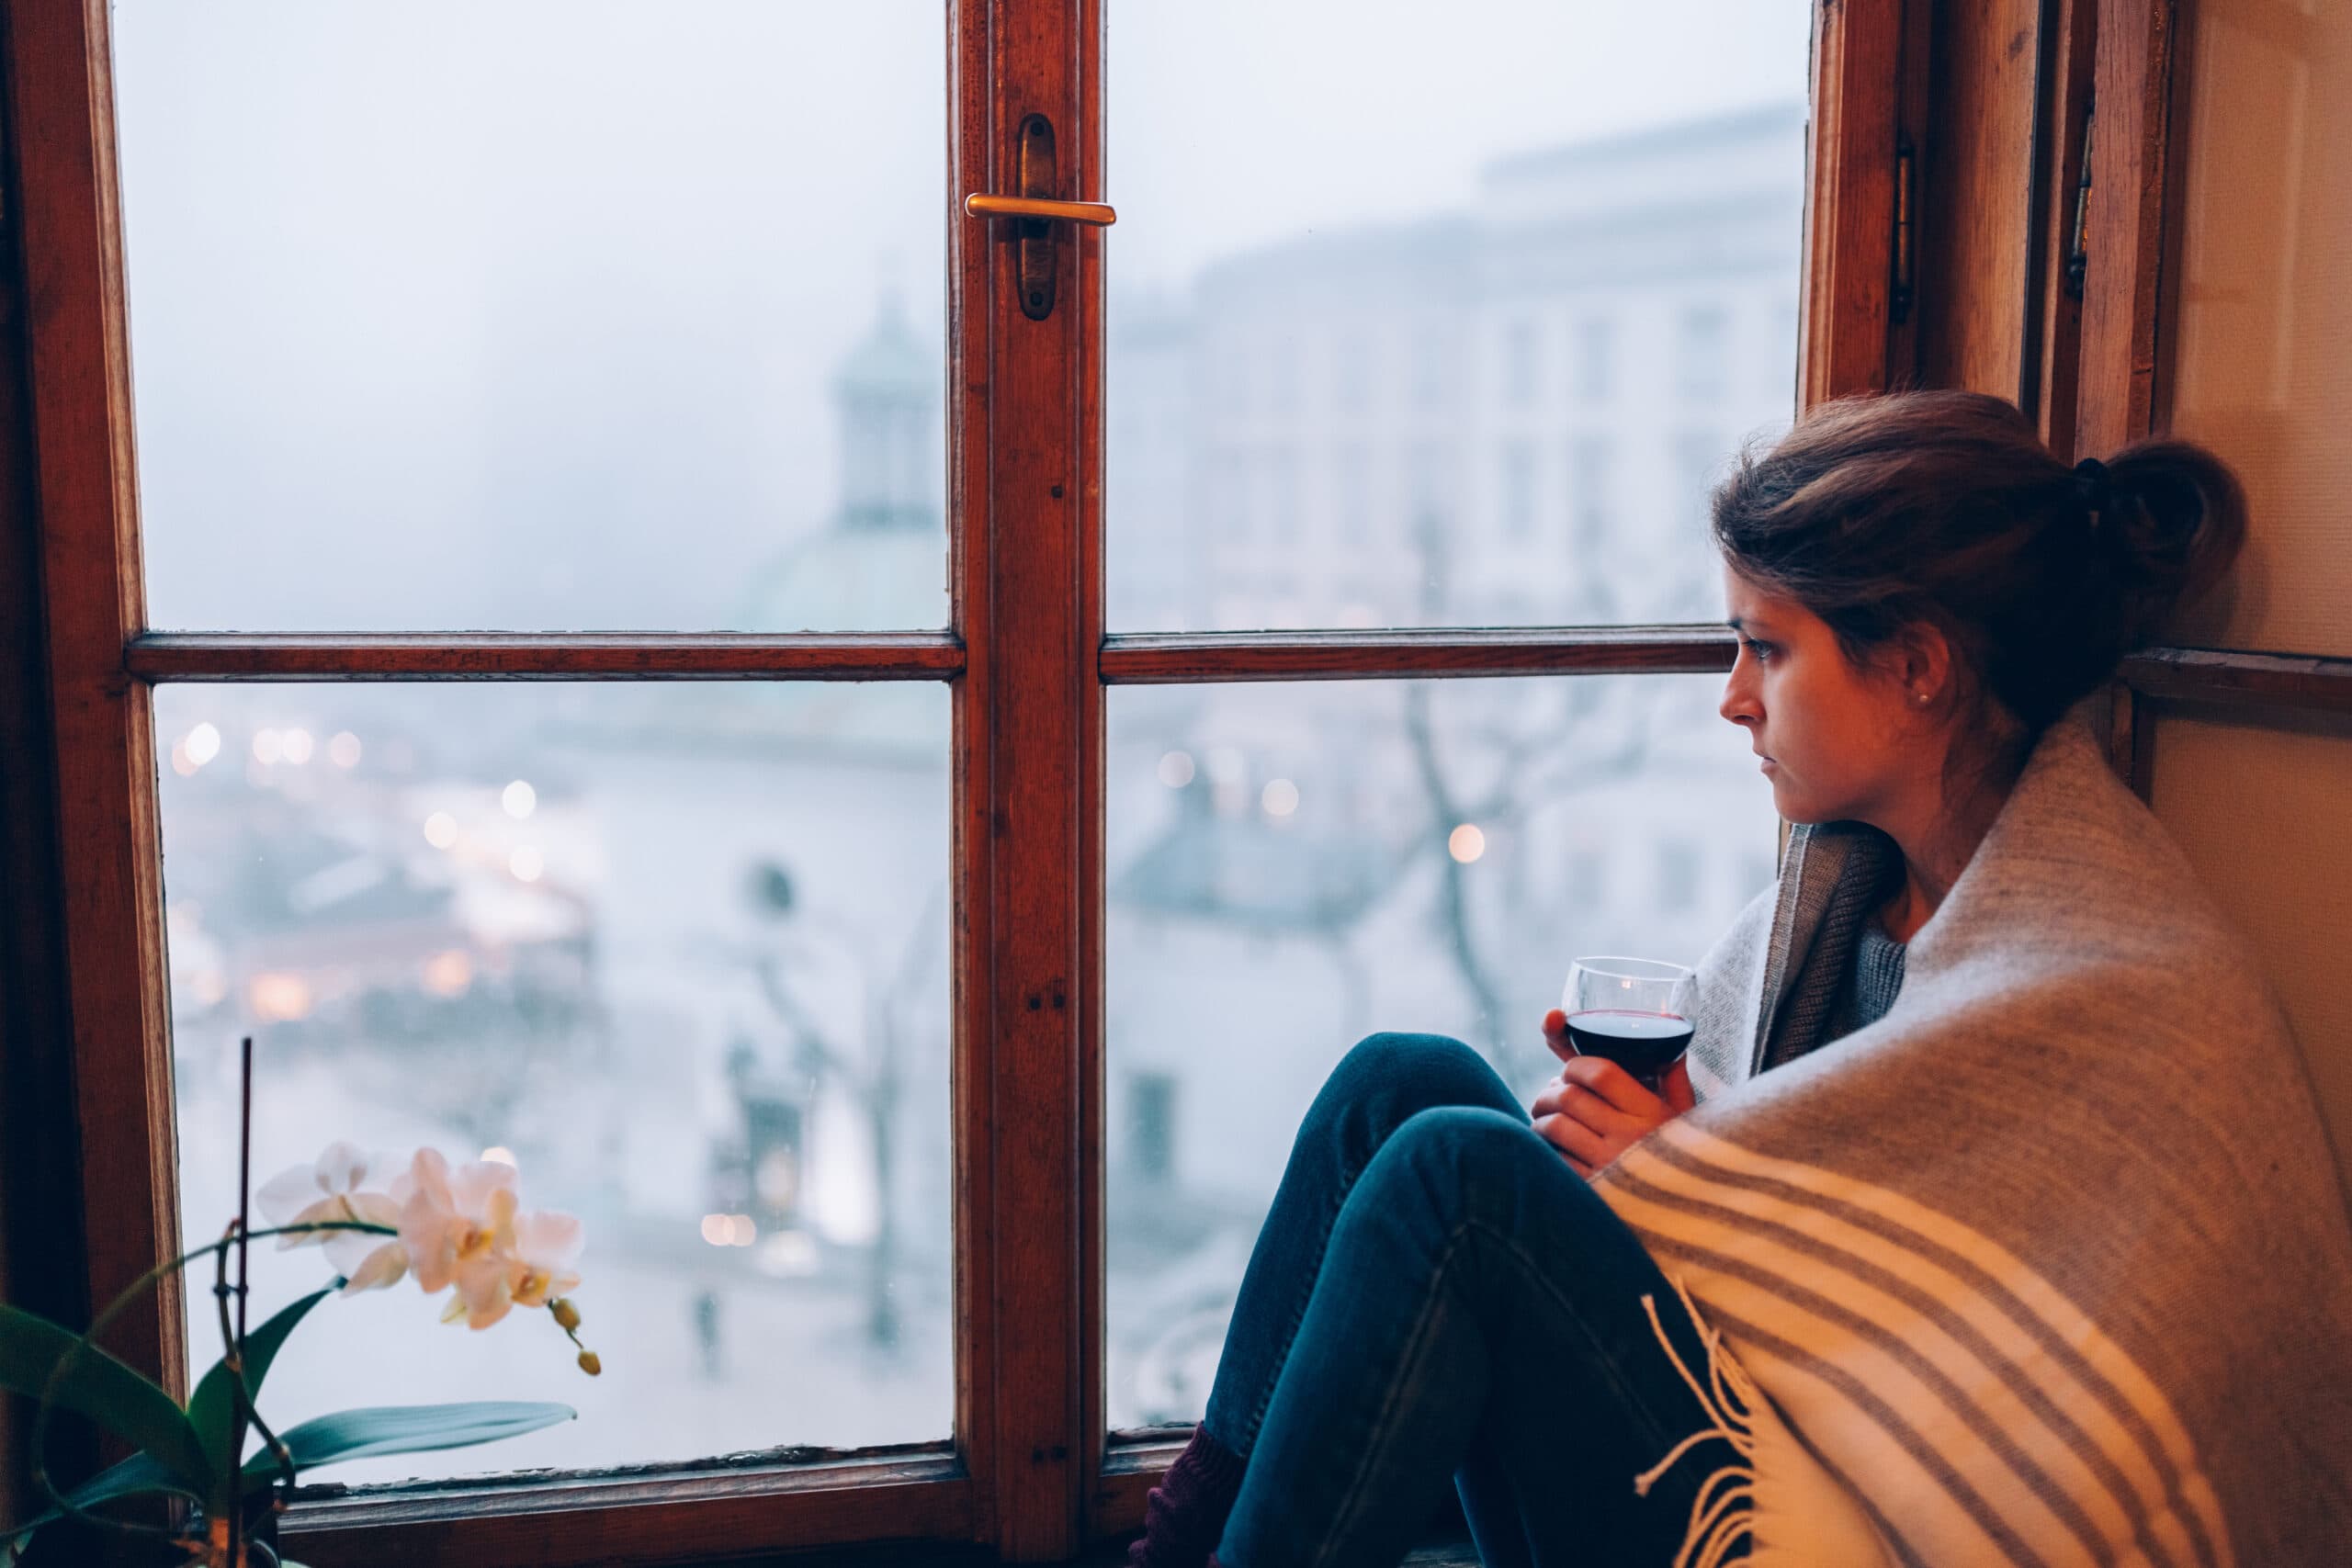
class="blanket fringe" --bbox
[1634,1275,1762,1568]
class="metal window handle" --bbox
[964,114,1110,320]
[962,194,1116,227]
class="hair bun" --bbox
[2073,457,2111,512]
[2088,439,2246,645]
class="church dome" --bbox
[722,292,949,761]
[736,525,944,635]
[833,294,934,401]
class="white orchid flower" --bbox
[398,1148,530,1329]
[255,1141,410,1293]
[507,1210,584,1310]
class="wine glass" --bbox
[1561,956,1696,1093]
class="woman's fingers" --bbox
[1532,1053,1694,1176]
[1535,1094,1634,1152]
[1557,1055,1668,1120]
[1541,1008,1575,1064]
[1533,1114,1607,1178]
[1531,1075,1639,1134]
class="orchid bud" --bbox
[577,1349,602,1376]
[550,1297,582,1332]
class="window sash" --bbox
[2,0,1941,1560]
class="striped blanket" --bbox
[1593,715,2352,1566]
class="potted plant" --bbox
[1,1042,599,1566]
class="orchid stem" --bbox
[227,1034,254,1568]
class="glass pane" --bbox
[1107,2,1811,630]
[116,4,946,633]
[156,682,951,1478]
[1103,676,1777,1427]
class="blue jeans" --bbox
[1202,1034,1750,1568]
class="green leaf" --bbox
[187,1285,336,1485]
[0,1450,200,1560]
[1,1399,569,1560]
[248,1402,575,1473]
[0,1303,210,1493]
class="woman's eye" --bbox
[1743,638,1775,663]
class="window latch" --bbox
[963,113,1115,321]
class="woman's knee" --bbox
[1352,1105,1561,1229]
[1388,1104,1549,1171]
[1329,1032,1506,1111]
[1296,1033,1517,1165]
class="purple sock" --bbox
[1126,1425,1247,1568]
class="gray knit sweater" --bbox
[1760,824,1907,1070]
[1594,713,2352,1566]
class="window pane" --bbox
[1104,676,1776,1428]
[155,682,952,1478]
[1106,2,1810,631]
[115,4,945,633]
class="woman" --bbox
[1125,391,2352,1568]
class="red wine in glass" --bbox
[1563,956,1696,1093]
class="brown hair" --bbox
[1712,389,2246,737]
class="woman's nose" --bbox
[1719,670,1758,728]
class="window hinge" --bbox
[1891,136,1916,324]
[2065,96,2096,300]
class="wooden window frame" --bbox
[2061,0,2352,784]
[3,1,2196,1562]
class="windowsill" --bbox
[281,1440,965,1560]
[279,1435,1478,1568]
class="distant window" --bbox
[1670,431,1724,524]
[1268,340,1299,415]
[1570,436,1612,551]
[1126,1070,1177,1184]
[1500,441,1538,541]
[1668,431,1726,615]
[1335,333,1374,414]
[1217,450,1250,543]
[1407,442,1451,548]
[1269,450,1301,543]
[1657,840,1702,913]
[1223,345,1250,414]
[1575,317,1615,403]
[1504,318,1541,407]
[1334,444,1373,537]
[1412,325,1449,409]
[1676,307,1728,400]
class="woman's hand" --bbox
[1532,1009,1696,1178]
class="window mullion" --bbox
[954,0,1100,1558]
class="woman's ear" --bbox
[1887,621,1956,710]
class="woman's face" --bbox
[1718,566,1938,827]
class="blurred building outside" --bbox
[1101,107,1798,1424]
